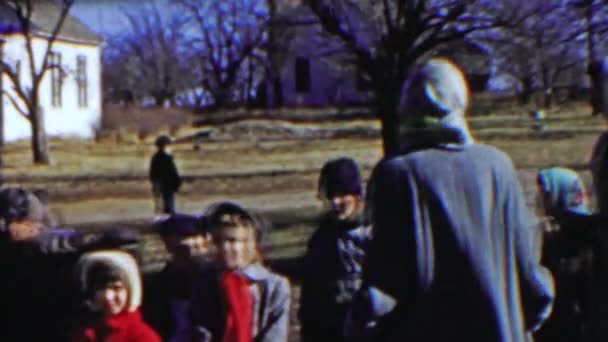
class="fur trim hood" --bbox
[75,250,142,312]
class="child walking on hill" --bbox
[71,250,161,342]
[299,157,372,342]
[190,201,291,342]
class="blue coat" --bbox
[348,143,554,342]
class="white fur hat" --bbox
[75,249,142,312]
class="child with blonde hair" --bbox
[190,201,290,342]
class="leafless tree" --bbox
[177,0,269,109]
[0,0,75,164]
[481,0,584,107]
[570,0,608,115]
[102,3,190,106]
[305,0,505,155]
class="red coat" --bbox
[71,309,161,342]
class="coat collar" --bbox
[236,263,270,282]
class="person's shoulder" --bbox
[261,266,291,302]
[246,263,290,291]
[467,143,515,165]
[370,155,409,176]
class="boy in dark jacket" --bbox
[149,135,182,214]
[143,213,211,342]
[299,157,372,342]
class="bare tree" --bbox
[102,35,138,104]
[177,0,269,109]
[0,0,75,164]
[120,3,190,106]
[570,0,608,115]
[482,0,584,107]
[305,0,504,155]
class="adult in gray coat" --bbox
[345,58,554,342]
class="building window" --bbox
[48,52,62,107]
[76,55,88,108]
[295,57,310,93]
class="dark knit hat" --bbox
[157,212,202,237]
[318,157,362,199]
[0,187,50,232]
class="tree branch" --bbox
[2,90,30,120]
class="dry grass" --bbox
[5,101,604,342]
[2,100,604,231]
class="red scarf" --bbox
[72,310,160,342]
[220,271,253,342]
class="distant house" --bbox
[0,2,103,142]
[261,6,372,108]
[261,5,490,108]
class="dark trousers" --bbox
[153,184,176,214]
[162,191,175,214]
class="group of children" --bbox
[0,153,373,342]
[3,150,603,341]
[69,201,292,342]
[142,156,370,342]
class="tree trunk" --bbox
[543,88,553,109]
[379,110,400,156]
[377,89,401,155]
[272,77,283,107]
[541,64,552,109]
[518,77,534,105]
[29,104,50,165]
[375,77,402,156]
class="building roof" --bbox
[0,2,102,45]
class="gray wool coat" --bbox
[347,143,554,342]
[190,263,291,342]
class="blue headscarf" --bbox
[537,167,589,214]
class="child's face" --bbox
[94,280,128,316]
[328,194,360,220]
[165,234,210,260]
[214,225,256,270]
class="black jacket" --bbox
[149,151,182,194]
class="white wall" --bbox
[1,34,102,142]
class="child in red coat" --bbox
[71,250,161,342]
